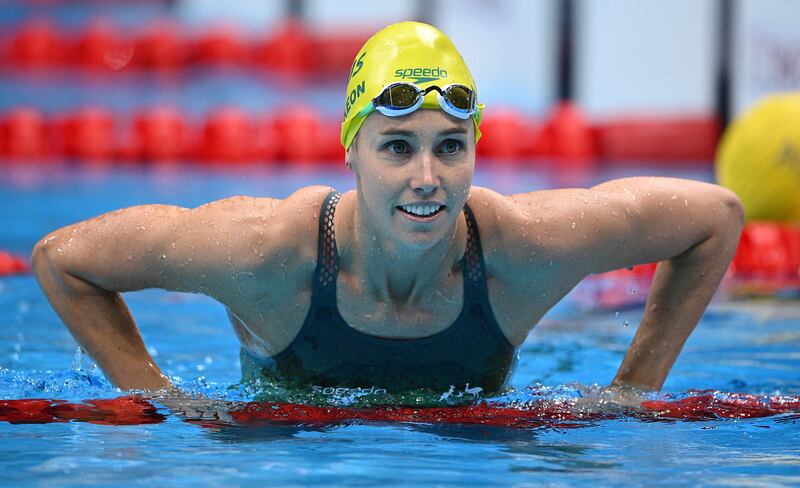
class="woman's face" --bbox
[348,109,475,249]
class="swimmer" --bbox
[32,22,743,398]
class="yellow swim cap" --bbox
[716,92,800,221]
[340,21,484,150]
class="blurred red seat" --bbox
[274,106,325,162]
[8,19,63,67]
[58,107,116,161]
[191,27,249,67]
[0,108,49,160]
[133,23,185,70]
[131,107,188,162]
[197,107,256,163]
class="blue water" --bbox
[1,164,799,486]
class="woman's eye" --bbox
[386,141,410,154]
[439,139,463,154]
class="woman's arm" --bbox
[31,196,291,391]
[607,188,744,390]
[32,244,172,390]
[506,177,744,390]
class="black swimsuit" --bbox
[242,191,517,394]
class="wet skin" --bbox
[32,109,744,392]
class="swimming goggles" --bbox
[361,82,478,120]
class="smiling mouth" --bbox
[396,204,446,219]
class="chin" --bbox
[399,232,445,250]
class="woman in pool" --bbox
[32,22,743,397]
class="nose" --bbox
[410,150,440,196]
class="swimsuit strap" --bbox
[312,191,342,305]
[461,203,491,306]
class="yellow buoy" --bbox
[716,92,800,221]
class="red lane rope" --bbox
[0,391,797,428]
[2,19,720,162]
[0,106,345,164]
[2,19,368,77]
[0,105,720,164]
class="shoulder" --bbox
[465,186,542,264]
[199,185,334,217]
[465,185,586,282]
[186,185,336,269]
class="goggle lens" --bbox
[443,85,473,111]
[379,84,420,109]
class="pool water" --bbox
[1,165,799,486]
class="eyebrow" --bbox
[379,129,416,137]
[439,127,468,136]
[378,127,468,137]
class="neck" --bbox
[338,193,465,304]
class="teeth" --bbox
[400,204,442,216]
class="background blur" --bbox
[1,0,798,167]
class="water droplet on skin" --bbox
[671,194,677,200]
[614,312,620,317]
[684,199,689,206]
[571,222,576,229]
[159,254,166,260]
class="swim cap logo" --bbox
[394,67,449,84]
[344,51,368,118]
[349,51,366,79]
[344,80,366,118]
